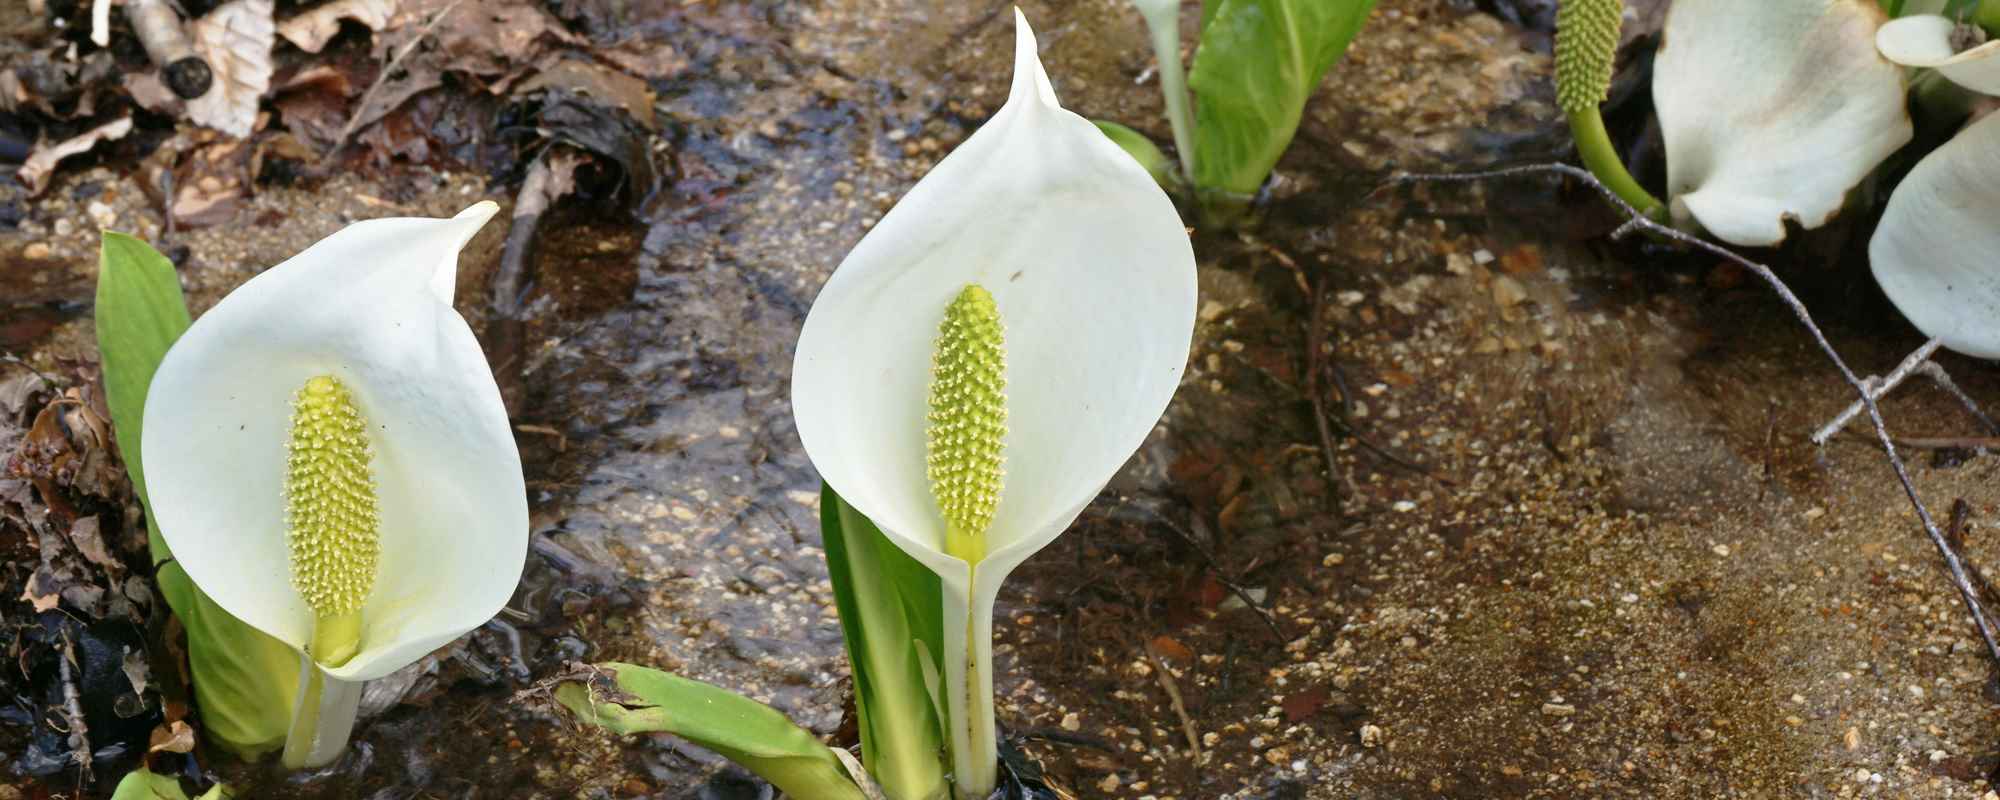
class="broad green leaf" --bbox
[1188,0,1377,197]
[556,663,869,800]
[821,484,948,800]
[109,767,229,800]
[1201,0,1222,31]
[96,232,190,548]
[1094,121,1176,189]
[96,232,299,758]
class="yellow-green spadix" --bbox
[141,202,527,768]
[791,10,1197,797]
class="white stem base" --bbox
[281,654,363,769]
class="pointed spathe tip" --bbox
[1007,7,1061,110]
[456,200,500,225]
[426,201,500,303]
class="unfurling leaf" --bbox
[556,663,868,800]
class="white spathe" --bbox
[1878,14,2000,94]
[791,10,1196,797]
[1870,110,2000,358]
[142,201,527,688]
[1654,0,1911,246]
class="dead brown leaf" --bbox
[187,0,276,138]
[148,720,196,754]
[66,516,120,578]
[172,138,254,226]
[279,0,398,53]
[595,42,687,82]
[516,57,655,131]
[273,66,356,153]
[17,116,132,196]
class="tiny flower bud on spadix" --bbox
[285,374,378,667]
[927,284,1007,565]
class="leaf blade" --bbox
[557,662,869,800]
[1188,0,1377,197]
[821,484,949,800]
[96,231,300,758]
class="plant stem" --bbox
[1133,0,1197,183]
[280,657,362,769]
[950,590,999,799]
[1565,108,1664,221]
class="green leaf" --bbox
[1093,121,1176,189]
[557,663,869,800]
[1201,0,1222,31]
[1188,0,1377,198]
[109,767,229,800]
[96,232,191,550]
[96,232,300,759]
[821,484,948,800]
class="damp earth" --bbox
[4,1,2000,798]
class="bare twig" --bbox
[1812,338,1943,444]
[1916,361,2000,436]
[1138,506,1286,642]
[126,0,213,99]
[1303,281,1356,511]
[1384,163,2000,668]
[1144,645,1202,764]
[1861,435,2000,451]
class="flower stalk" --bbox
[1556,0,1664,219]
[1130,0,1196,183]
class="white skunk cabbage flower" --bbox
[1654,0,1911,246]
[142,202,527,767]
[791,10,1196,797]
[1870,110,2000,357]
[1878,14,2000,94]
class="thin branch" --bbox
[1138,506,1286,642]
[1812,338,1943,445]
[1383,163,2000,668]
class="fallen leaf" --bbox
[594,41,687,81]
[1147,635,1193,663]
[515,57,656,131]
[22,569,60,612]
[279,0,397,54]
[172,138,254,226]
[124,646,152,698]
[17,116,132,195]
[149,720,196,754]
[187,0,276,138]
[66,516,120,576]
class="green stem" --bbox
[1133,0,1196,183]
[1566,108,1664,221]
